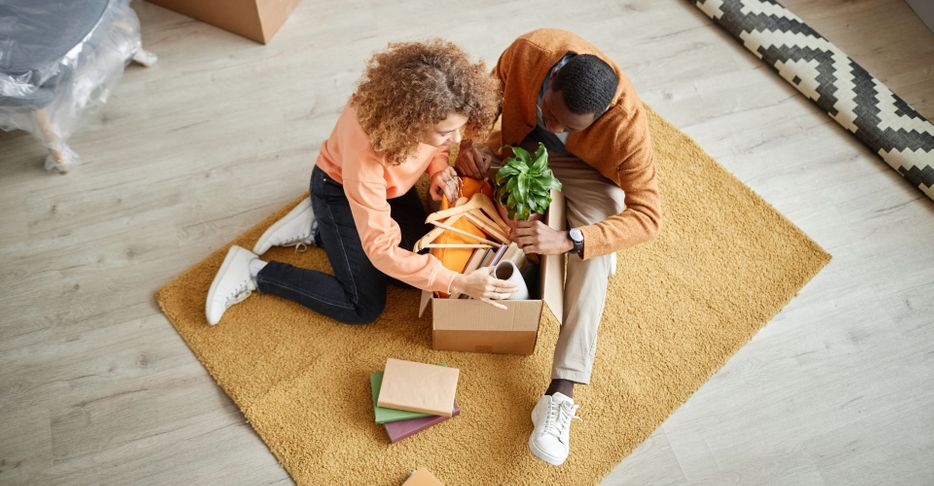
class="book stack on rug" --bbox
[370,358,460,443]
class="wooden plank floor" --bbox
[1,1,931,484]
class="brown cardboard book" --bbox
[401,467,443,486]
[488,244,509,267]
[377,359,459,417]
[500,242,527,271]
[477,248,495,268]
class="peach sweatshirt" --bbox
[315,104,458,293]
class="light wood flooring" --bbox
[1,0,932,484]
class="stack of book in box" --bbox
[370,358,460,443]
[450,242,526,299]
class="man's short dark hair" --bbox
[552,54,619,116]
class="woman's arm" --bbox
[343,175,459,293]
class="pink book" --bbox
[384,402,460,443]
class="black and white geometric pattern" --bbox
[694,0,934,200]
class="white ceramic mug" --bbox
[494,261,529,301]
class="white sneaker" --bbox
[252,197,317,255]
[528,392,582,466]
[205,246,258,325]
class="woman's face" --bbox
[422,113,467,147]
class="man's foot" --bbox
[205,245,259,325]
[528,392,582,466]
[252,197,317,255]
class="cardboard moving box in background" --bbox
[147,0,299,44]
[419,190,567,355]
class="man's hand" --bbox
[513,220,573,255]
[429,166,461,202]
[454,140,493,179]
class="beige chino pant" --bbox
[546,155,626,384]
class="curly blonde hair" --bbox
[351,40,501,165]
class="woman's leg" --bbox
[255,167,387,324]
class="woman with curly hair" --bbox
[204,40,515,325]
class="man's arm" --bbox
[578,141,661,259]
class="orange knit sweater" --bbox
[487,28,661,259]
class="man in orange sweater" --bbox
[456,28,661,466]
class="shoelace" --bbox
[543,400,582,443]
[286,222,318,253]
[225,281,253,306]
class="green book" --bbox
[370,371,433,424]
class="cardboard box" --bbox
[419,190,566,355]
[148,0,299,44]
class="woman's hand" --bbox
[454,140,494,179]
[430,166,461,202]
[451,267,518,307]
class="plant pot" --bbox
[496,199,543,233]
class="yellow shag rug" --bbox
[156,107,830,485]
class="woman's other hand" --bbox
[430,166,461,202]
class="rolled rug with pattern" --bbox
[693,0,934,200]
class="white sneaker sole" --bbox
[252,198,313,255]
[205,246,244,326]
[529,409,568,466]
[528,433,567,466]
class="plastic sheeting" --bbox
[0,0,156,172]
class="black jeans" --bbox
[256,166,430,324]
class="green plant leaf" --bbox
[517,173,530,201]
[533,142,546,162]
[511,146,532,166]
[506,176,518,193]
[532,144,548,173]
[514,201,527,220]
[495,164,520,184]
[494,144,564,220]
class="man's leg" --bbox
[548,155,627,389]
[526,154,626,465]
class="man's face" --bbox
[540,81,598,134]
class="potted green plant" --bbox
[494,142,563,229]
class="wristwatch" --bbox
[568,228,584,256]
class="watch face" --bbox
[570,228,583,243]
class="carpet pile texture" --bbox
[156,106,830,484]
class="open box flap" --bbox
[419,290,431,318]
[541,189,566,325]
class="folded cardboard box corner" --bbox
[419,190,567,355]
[148,0,299,44]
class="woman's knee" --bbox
[342,297,386,325]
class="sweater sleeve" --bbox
[342,174,458,293]
[578,114,662,259]
[484,44,512,158]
